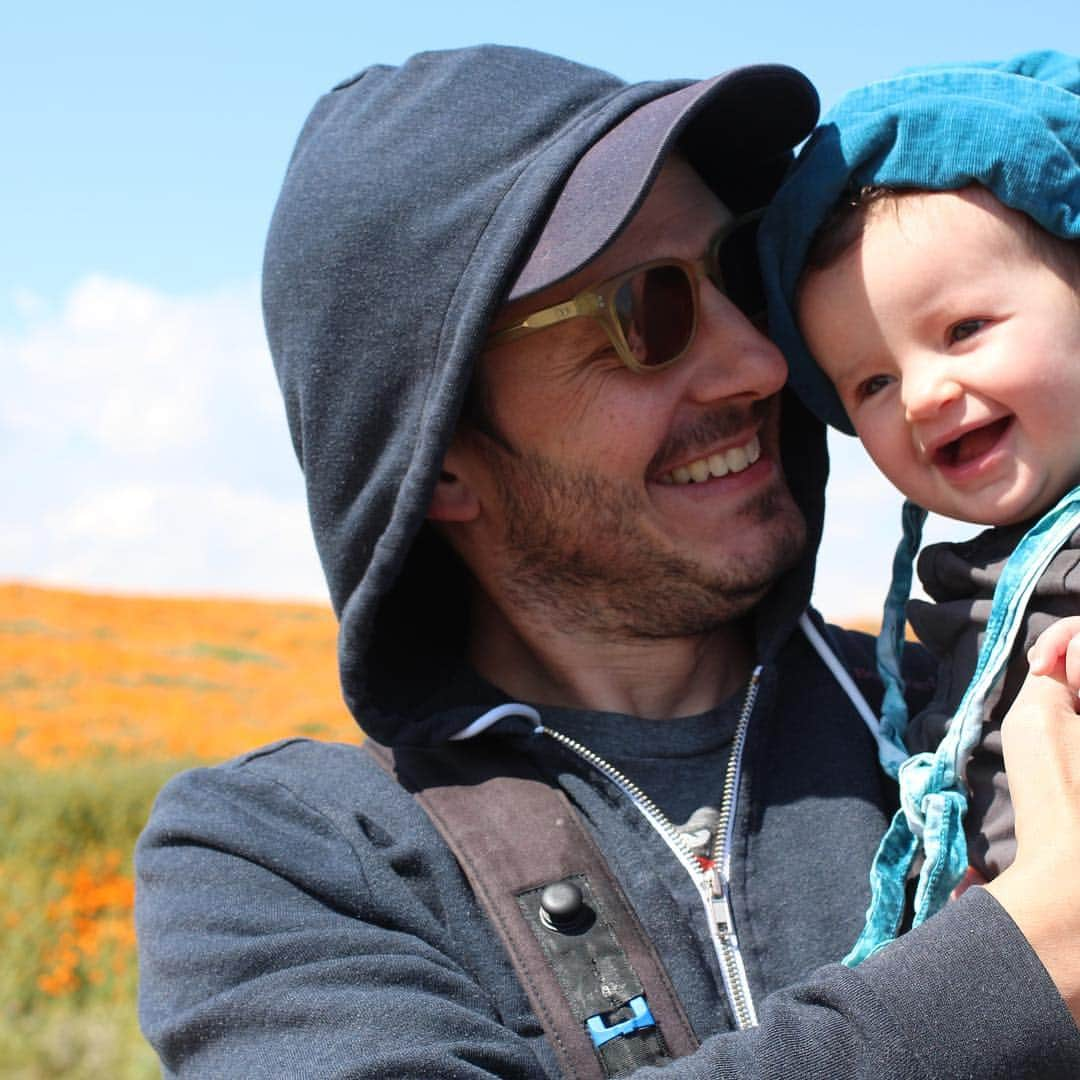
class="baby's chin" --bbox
[923,489,1064,530]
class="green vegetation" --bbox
[183,641,281,666]
[0,756,191,1078]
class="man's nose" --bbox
[681,289,787,404]
[902,358,963,423]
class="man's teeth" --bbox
[662,435,761,485]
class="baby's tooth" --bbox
[672,466,692,484]
[689,459,710,483]
[747,435,760,464]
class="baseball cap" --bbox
[510,63,819,302]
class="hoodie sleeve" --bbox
[669,890,1080,1079]
[135,745,553,1079]
[136,745,1080,1079]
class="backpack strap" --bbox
[365,737,699,1078]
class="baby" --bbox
[759,50,1080,959]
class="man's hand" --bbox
[985,664,1080,1024]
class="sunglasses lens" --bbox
[613,264,695,368]
[712,214,766,320]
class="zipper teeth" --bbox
[537,726,700,869]
[709,665,762,1030]
[724,952,755,1029]
[712,666,762,875]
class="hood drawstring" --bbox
[798,613,907,772]
[449,703,542,741]
[875,501,929,758]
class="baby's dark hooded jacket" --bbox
[135,46,1080,1077]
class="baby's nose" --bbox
[902,362,963,422]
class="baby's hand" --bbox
[1027,616,1080,693]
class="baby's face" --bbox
[798,189,1080,526]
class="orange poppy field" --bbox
[1,581,357,1077]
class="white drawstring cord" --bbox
[449,702,542,741]
[799,612,908,773]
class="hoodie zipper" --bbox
[537,665,762,1030]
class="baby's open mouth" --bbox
[934,417,1011,468]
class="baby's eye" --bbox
[948,318,987,344]
[854,374,895,401]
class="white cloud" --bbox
[3,274,328,602]
[58,484,162,544]
[1,274,281,457]
[35,482,326,600]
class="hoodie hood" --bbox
[263,45,823,746]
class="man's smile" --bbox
[657,434,762,485]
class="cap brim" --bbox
[508,64,818,302]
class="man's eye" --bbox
[948,318,987,344]
[583,340,625,370]
[854,374,894,401]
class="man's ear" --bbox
[427,442,481,523]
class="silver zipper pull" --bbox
[710,869,733,939]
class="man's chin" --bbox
[696,488,807,579]
[616,525,808,639]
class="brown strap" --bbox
[365,737,699,1077]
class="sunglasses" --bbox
[486,209,766,373]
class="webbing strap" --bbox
[365,738,699,1077]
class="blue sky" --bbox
[4,0,1075,619]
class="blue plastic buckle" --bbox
[585,995,656,1049]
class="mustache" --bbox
[648,397,774,474]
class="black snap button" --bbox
[539,880,592,933]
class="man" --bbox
[136,45,1080,1076]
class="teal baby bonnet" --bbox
[758,51,1080,966]
[760,49,1080,435]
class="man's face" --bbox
[460,157,807,640]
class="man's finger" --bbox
[1065,635,1080,692]
[1009,667,1079,716]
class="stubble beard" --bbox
[483,444,807,642]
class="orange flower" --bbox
[1,582,360,766]
[37,850,139,999]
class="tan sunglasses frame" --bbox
[486,209,764,373]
